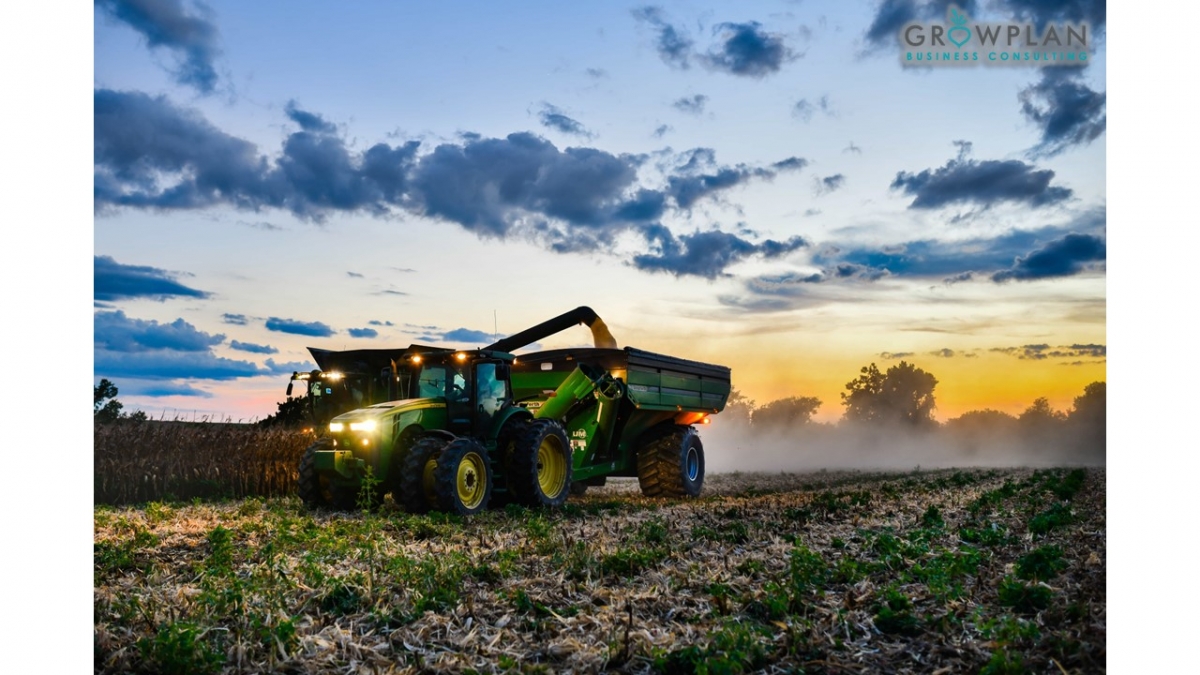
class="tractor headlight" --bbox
[329,422,345,433]
[349,420,377,433]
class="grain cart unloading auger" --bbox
[296,307,731,514]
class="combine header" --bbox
[295,307,731,513]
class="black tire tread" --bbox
[509,419,572,508]
[399,436,446,514]
[637,425,704,498]
[434,438,493,515]
[298,438,332,508]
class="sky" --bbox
[91,0,1108,423]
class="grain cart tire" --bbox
[509,420,572,508]
[434,438,493,516]
[298,439,338,506]
[399,436,447,514]
[637,425,704,498]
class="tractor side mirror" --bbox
[495,362,511,381]
[286,382,294,397]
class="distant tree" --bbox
[753,396,822,428]
[721,387,755,428]
[94,378,123,423]
[841,361,938,426]
[259,396,310,428]
[1019,397,1067,426]
[945,409,1019,454]
[1067,381,1105,456]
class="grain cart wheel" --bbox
[399,436,447,514]
[637,425,705,498]
[434,438,493,516]
[510,420,572,508]
[299,438,344,509]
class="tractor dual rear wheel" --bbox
[434,438,493,515]
[509,419,572,508]
[637,425,705,498]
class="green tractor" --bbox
[296,307,731,513]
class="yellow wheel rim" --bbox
[457,451,487,509]
[536,437,567,499]
[422,457,438,505]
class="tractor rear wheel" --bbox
[434,438,493,515]
[509,419,572,508]
[637,425,705,498]
[399,436,447,514]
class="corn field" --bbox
[94,421,312,505]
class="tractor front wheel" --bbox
[434,438,493,516]
[509,420,572,508]
[298,439,357,510]
[637,425,705,498]
[399,436,447,514]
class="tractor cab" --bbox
[393,349,514,438]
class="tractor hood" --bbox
[329,397,445,426]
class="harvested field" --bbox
[94,468,1105,673]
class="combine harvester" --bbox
[294,307,731,515]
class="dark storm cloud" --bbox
[704,22,792,77]
[991,233,1105,282]
[538,104,594,138]
[94,89,422,218]
[673,94,708,115]
[891,152,1072,209]
[94,255,210,301]
[863,0,978,49]
[95,0,221,93]
[95,92,810,275]
[347,328,379,338]
[95,310,223,352]
[633,228,808,279]
[631,6,694,69]
[221,313,247,325]
[265,317,335,337]
[1020,69,1106,158]
[229,340,277,354]
[443,328,496,343]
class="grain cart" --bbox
[297,307,730,514]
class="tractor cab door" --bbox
[473,361,510,438]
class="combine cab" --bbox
[296,307,730,513]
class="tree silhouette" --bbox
[841,361,938,426]
[1068,381,1105,456]
[94,378,123,423]
[258,396,311,428]
[753,396,822,428]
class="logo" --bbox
[900,5,1091,67]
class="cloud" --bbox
[792,95,836,123]
[863,1,980,50]
[346,271,364,278]
[844,142,863,155]
[264,358,315,374]
[880,351,915,359]
[265,317,335,337]
[229,340,277,354]
[118,380,213,398]
[347,327,379,338]
[633,228,808,279]
[992,343,1105,360]
[95,349,264,380]
[95,0,221,93]
[652,124,672,138]
[998,0,1105,31]
[443,328,496,343]
[814,174,846,196]
[930,348,956,357]
[94,255,210,302]
[891,147,1072,209]
[673,94,708,115]
[585,67,608,79]
[704,22,792,77]
[632,6,694,69]
[95,310,223,352]
[94,89,422,219]
[991,344,1051,360]
[221,313,247,325]
[95,91,813,275]
[537,104,595,138]
[368,320,395,327]
[284,101,337,133]
[1020,69,1106,158]
[991,233,1105,282]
